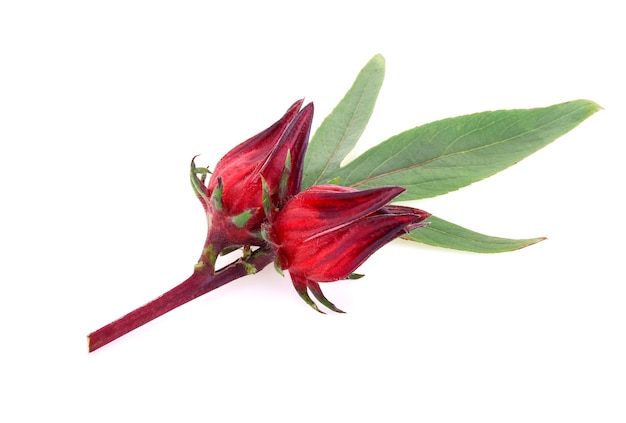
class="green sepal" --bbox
[278,150,292,203]
[190,156,210,203]
[261,176,274,218]
[259,225,270,243]
[293,282,324,314]
[231,209,255,228]
[308,281,345,313]
[346,273,364,280]
[211,177,224,211]
[273,260,284,276]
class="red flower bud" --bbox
[268,185,430,312]
[191,100,314,259]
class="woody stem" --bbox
[87,246,274,352]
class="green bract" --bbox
[303,55,600,253]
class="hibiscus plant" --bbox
[88,54,600,352]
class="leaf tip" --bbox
[370,53,385,65]
[573,99,603,115]
[516,236,548,250]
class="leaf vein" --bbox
[312,76,373,186]
[349,105,584,187]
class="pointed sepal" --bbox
[273,260,284,277]
[231,209,256,229]
[278,150,292,204]
[308,281,345,313]
[292,275,325,314]
[190,156,210,206]
[211,177,224,211]
[261,176,274,219]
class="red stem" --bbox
[88,248,274,352]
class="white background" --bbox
[1,1,624,422]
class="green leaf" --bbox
[403,215,546,253]
[302,54,385,188]
[333,100,601,201]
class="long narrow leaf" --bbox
[403,215,546,253]
[302,54,385,188]
[334,100,601,201]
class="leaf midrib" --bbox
[347,104,583,188]
[312,76,371,186]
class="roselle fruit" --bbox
[88,54,600,353]
[267,184,429,313]
[191,99,313,265]
[88,100,314,352]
